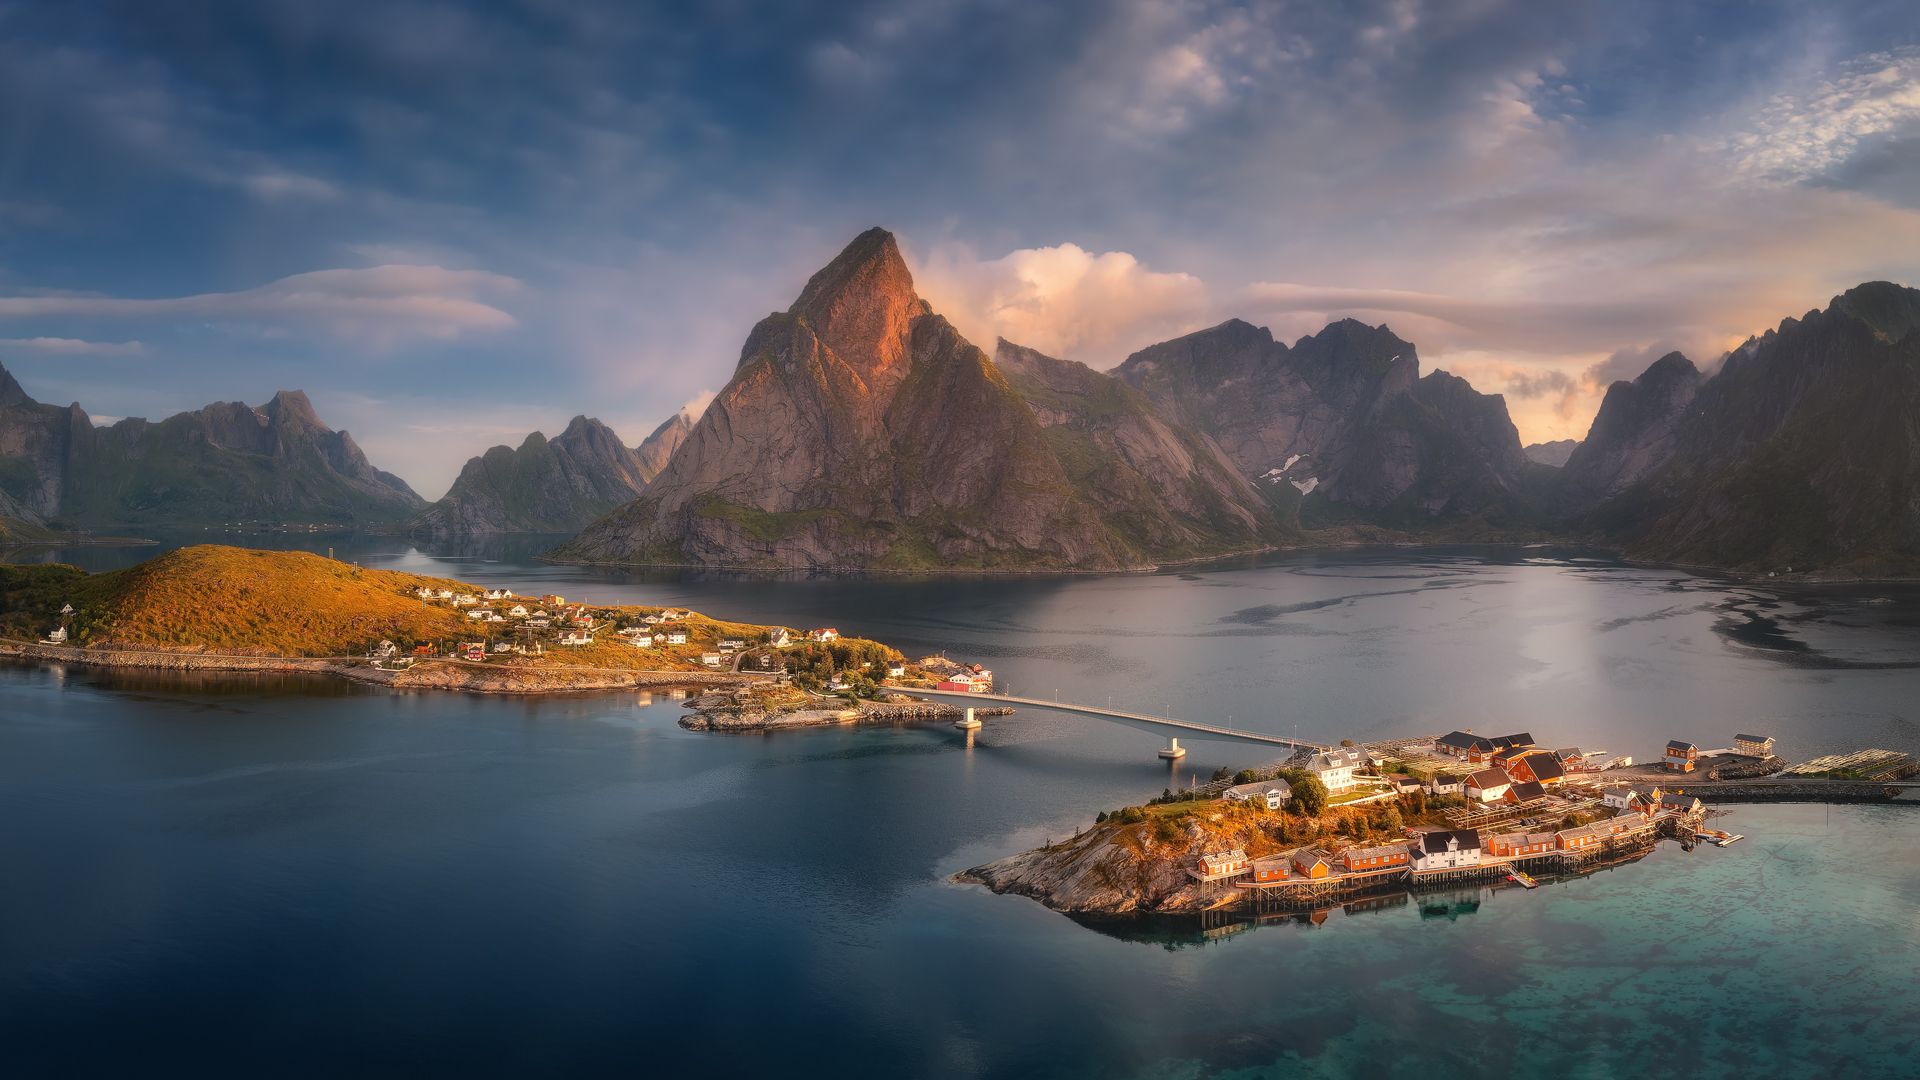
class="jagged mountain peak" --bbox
[262,389,323,428]
[787,227,926,383]
[1830,280,1920,343]
[0,359,30,408]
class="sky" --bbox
[2,0,1919,498]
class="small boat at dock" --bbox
[1506,870,1539,889]
[1694,829,1744,847]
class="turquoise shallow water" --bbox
[3,546,1919,1077]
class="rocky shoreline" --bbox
[679,690,1013,732]
[0,640,740,696]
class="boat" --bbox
[1694,829,1744,847]
[1506,870,1539,889]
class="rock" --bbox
[1523,439,1579,467]
[0,364,422,528]
[551,228,1283,570]
[410,415,655,539]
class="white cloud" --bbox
[1724,46,1920,183]
[0,265,521,345]
[678,389,716,420]
[0,336,146,356]
[913,241,1210,366]
[239,170,344,202]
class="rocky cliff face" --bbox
[1523,439,1578,467]
[1558,352,1701,506]
[553,228,1283,570]
[0,364,422,529]
[1575,283,1920,575]
[1114,318,1535,527]
[410,415,654,539]
[633,410,694,481]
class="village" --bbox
[1179,726,1785,907]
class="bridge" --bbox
[900,686,1327,755]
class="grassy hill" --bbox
[1,546,476,654]
[1,545,903,681]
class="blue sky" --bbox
[3,0,1919,497]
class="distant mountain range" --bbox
[7,233,1916,579]
[408,412,689,539]
[553,228,1286,570]
[0,364,422,532]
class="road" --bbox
[898,687,1327,751]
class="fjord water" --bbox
[5,543,1920,1077]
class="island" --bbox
[0,545,970,711]
[958,733,1919,916]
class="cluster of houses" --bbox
[934,663,995,693]
[1198,786,1708,887]
[1434,730,1617,805]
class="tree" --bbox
[1407,789,1428,816]
[1233,769,1260,785]
[1095,811,1108,824]
[1288,773,1329,817]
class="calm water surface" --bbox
[4,541,1919,1077]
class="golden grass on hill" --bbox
[3,544,908,673]
[69,545,476,656]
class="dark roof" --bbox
[1418,829,1481,855]
[1491,732,1535,749]
[1466,768,1510,789]
[1520,752,1565,781]
[1510,779,1546,801]
[1555,747,1583,761]
[1666,740,1697,751]
[1734,733,1773,743]
[1436,730,1495,751]
[1432,772,1462,784]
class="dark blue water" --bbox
[4,544,1919,1077]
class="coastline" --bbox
[0,639,747,696]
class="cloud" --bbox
[1724,46,1920,183]
[1236,282,1691,356]
[1503,368,1578,400]
[0,266,521,345]
[678,389,716,420]
[913,241,1211,365]
[0,336,146,356]
[238,170,344,202]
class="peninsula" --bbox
[0,545,930,702]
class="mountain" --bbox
[409,415,654,539]
[633,410,694,480]
[553,228,1284,570]
[1558,352,1701,507]
[0,363,422,530]
[1523,440,1578,467]
[1573,283,1920,576]
[1113,318,1537,528]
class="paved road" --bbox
[898,687,1327,751]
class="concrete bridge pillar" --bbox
[1158,737,1187,761]
[954,706,981,732]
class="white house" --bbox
[44,626,68,644]
[1427,773,1465,796]
[370,640,397,660]
[885,661,906,678]
[665,629,688,645]
[558,630,594,647]
[1733,733,1776,758]
[718,638,745,651]
[1305,749,1365,794]
[701,652,724,667]
[808,627,839,642]
[508,605,529,618]
[485,588,512,601]
[435,589,454,600]
[1602,785,1659,811]
[1222,779,1293,810]
[768,628,793,647]
[1410,829,1482,871]
[452,594,477,606]
[1465,767,1512,803]
[629,634,653,649]
[467,608,494,621]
